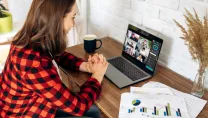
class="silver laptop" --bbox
[105,24,163,88]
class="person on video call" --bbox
[130,33,138,42]
[135,40,141,58]
[142,40,148,49]
[128,30,132,38]
[140,48,146,57]
[0,0,109,118]
[137,54,143,62]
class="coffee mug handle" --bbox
[96,39,102,50]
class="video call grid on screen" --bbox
[124,30,152,64]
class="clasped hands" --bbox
[80,53,109,83]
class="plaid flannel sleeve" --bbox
[54,52,84,71]
[23,62,101,116]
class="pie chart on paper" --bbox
[132,99,141,106]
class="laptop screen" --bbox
[122,24,163,75]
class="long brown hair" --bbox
[12,0,76,56]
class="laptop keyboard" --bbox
[108,57,148,81]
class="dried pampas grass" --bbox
[174,9,208,74]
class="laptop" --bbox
[105,24,163,88]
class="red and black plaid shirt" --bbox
[0,44,101,118]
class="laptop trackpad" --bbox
[105,63,134,88]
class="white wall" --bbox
[87,0,208,88]
[7,0,32,23]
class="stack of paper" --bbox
[142,81,207,118]
[119,81,207,118]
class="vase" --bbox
[191,69,207,98]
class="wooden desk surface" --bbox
[66,37,208,118]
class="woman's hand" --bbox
[80,53,108,84]
[79,62,90,73]
[89,54,108,84]
[79,53,107,73]
[79,54,98,72]
[89,53,106,63]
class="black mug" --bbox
[83,35,102,53]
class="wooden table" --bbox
[65,37,208,118]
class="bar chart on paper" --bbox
[119,93,190,118]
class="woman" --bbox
[0,0,108,118]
